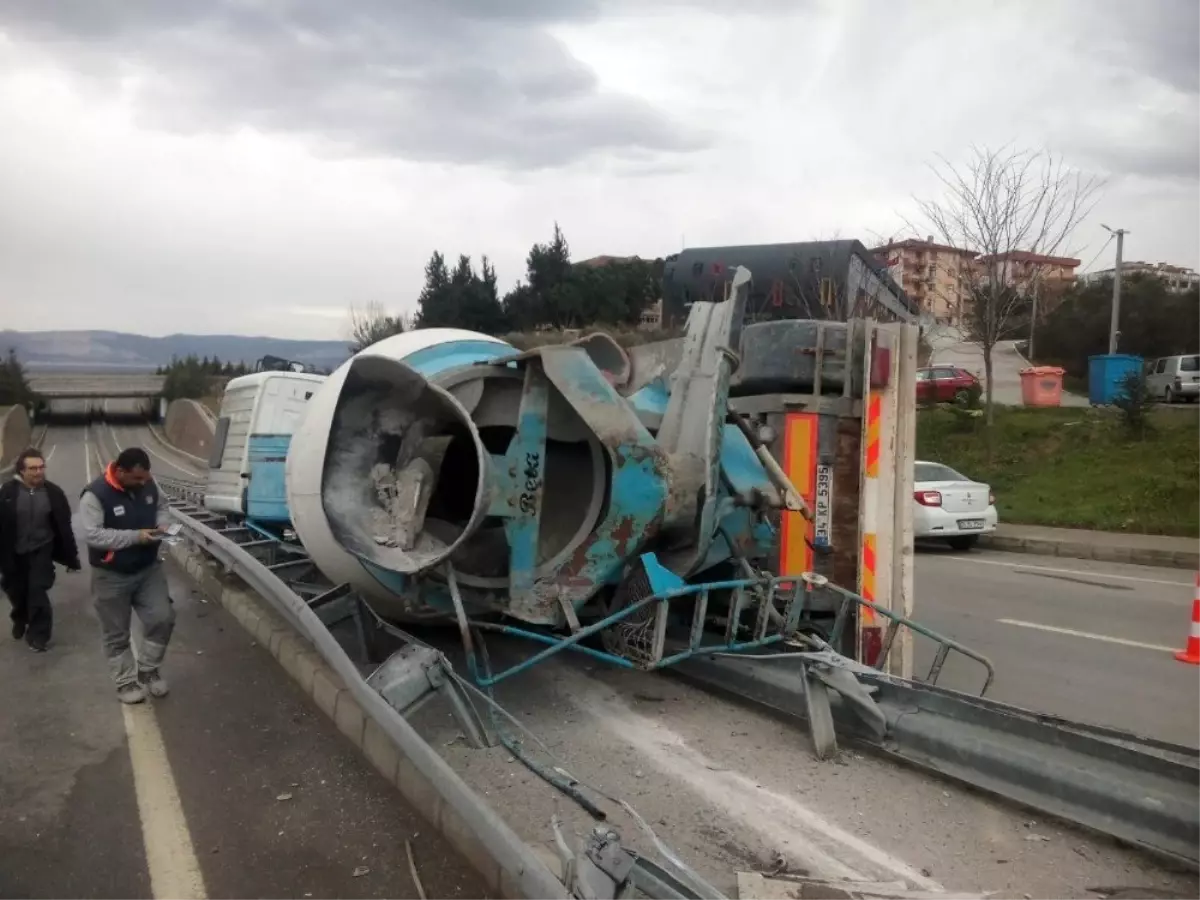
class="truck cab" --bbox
[204,370,328,522]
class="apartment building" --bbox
[1079,261,1200,293]
[870,237,977,325]
[976,251,1081,293]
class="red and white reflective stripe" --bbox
[859,391,882,618]
[1190,573,1200,638]
[1190,574,1200,636]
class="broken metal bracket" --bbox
[568,826,727,900]
[366,643,491,750]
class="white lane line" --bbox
[45,444,56,462]
[112,422,203,478]
[996,618,1176,653]
[84,428,93,482]
[940,555,1192,588]
[122,704,208,899]
[142,436,203,479]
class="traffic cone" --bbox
[1174,574,1200,666]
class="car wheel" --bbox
[953,389,970,405]
[1165,387,1174,404]
[947,535,979,551]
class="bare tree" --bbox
[910,147,1102,426]
[348,301,407,354]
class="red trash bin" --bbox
[1020,366,1065,407]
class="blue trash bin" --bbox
[1088,354,1143,405]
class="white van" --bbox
[204,371,327,516]
[1145,354,1199,403]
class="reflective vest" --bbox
[83,472,161,574]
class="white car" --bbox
[913,460,998,551]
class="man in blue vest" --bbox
[79,447,176,705]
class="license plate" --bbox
[958,518,985,530]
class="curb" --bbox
[166,541,520,898]
[978,533,1199,570]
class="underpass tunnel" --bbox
[33,394,166,425]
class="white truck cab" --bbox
[204,370,327,519]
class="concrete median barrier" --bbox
[0,405,32,473]
[164,398,216,464]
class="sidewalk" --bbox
[980,523,1199,570]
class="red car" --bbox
[915,366,980,404]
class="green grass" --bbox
[917,405,1199,537]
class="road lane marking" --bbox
[996,619,1175,653]
[107,420,123,452]
[111,422,203,479]
[940,555,1192,588]
[122,704,207,899]
[84,429,93,482]
[141,434,204,479]
[45,444,56,462]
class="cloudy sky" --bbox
[1,0,1196,339]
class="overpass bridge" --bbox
[27,373,169,422]
[28,373,167,399]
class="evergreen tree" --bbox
[0,348,34,406]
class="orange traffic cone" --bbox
[1175,574,1200,666]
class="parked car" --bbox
[1145,354,1199,403]
[915,366,980,405]
[913,461,997,551]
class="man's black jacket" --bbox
[0,477,81,579]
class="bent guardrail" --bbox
[165,504,573,899]
[673,651,1200,868]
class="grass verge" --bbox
[917,405,1199,537]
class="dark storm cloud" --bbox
[0,0,720,168]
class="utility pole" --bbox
[1101,225,1127,354]
[1027,277,1039,360]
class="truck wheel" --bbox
[948,535,978,551]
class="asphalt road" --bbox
[0,424,486,899]
[5,424,1193,898]
[914,544,1200,747]
[100,417,208,483]
[925,327,1090,407]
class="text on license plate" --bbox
[958,518,985,530]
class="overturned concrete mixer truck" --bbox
[203,246,923,676]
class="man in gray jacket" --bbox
[79,446,176,705]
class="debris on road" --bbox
[736,871,988,899]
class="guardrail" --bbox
[157,482,1200,884]
[164,502,573,899]
[674,651,1200,867]
[159,493,722,900]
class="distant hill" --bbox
[1,330,352,372]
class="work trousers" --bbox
[91,563,175,688]
[4,544,56,645]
